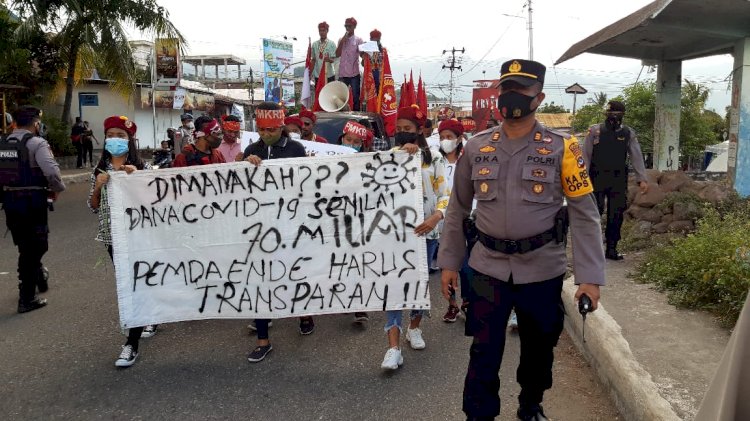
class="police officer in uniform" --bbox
[437,60,605,421]
[584,101,648,260]
[1,106,65,313]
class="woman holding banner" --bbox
[87,116,154,368]
[381,105,450,370]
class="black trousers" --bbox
[82,140,94,165]
[107,245,144,349]
[463,272,565,418]
[74,142,84,168]
[3,192,49,302]
[592,171,628,244]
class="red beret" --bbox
[299,108,316,124]
[397,105,426,128]
[284,116,303,128]
[370,29,381,39]
[318,21,329,29]
[103,115,137,137]
[438,119,464,137]
[345,17,357,26]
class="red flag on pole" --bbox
[417,73,427,112]
[301,38,313,108]
[407,70,416,105]
[398,75,408,109]
[378,49,397,137]
[312,59,327,112]
[361,54,378,112]
[347,85,354,110]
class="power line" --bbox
[442,47,465,106]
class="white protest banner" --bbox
[108,152,428,328]
[299,139,356,157]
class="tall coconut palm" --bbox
[12,0,185,123]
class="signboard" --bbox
[263,38,294,106]
[472,80,501,131]
[108,153,428,328]
[140,88,215,112]
[155,38,180,89]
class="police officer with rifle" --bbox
[1,106,65,313]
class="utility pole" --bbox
[442,47,464,106]
[526,0,534,60]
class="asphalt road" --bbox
[0,181,620,420]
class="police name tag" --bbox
[0,151,19,158]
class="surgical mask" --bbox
[186,122,195,130]
[207,134,223,149]
[289,132,301,140]
[440,139,458,153]
[345,144,361,152]
[261,132,282,145]
[394,131,418,146]
[104,138,129,157]
[498,91,538,120]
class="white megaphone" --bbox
[319,81,351,112]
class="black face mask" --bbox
[498,91,538,120]
[394,131,418,146]
[605,114,623,130]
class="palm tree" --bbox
[13,0,185,123]
[593,91,608,108]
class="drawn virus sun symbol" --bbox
[361,153,417,193]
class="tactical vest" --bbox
[590,124,630,173]
[0,133,48,190]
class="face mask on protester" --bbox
[394,131,418,146]
[289,132,301,140]
[207,133,223,149]
[261,132,282,145]
[440,139,458,153]
[104,138,129,157]
[498,91,539,120]
[345,144,361,152]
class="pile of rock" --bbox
[625,170,730,237]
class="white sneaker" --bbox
[508,311,519,330]
[140,325,157,338]
[406,327,426,350]
[381,347,403,370]
[115,345,138,368]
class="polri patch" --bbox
[480,145,496,153]
[536,147,553,155]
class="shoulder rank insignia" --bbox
[533,132,542,142]
[536,147,553,155]
[479,145,496,153]
[491,132,501,142]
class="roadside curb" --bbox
[562,277,681,421]
[61,172,90,185]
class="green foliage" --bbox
[42,114,75,156]
[571,103,603,133]
[680,81,727,163]
[593,92,608,107]
[537,101,568,114]
[622,82,656,154]
[634,198,750,327]
[654,191,704,214]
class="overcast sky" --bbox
[129,0,734,112]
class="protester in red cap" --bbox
[380,105,450,371]
[336,17,364,111]
[311,22,336,84]
[460,116,477,138]
[284,116,303,140]
[88,115,153,368]
[339,120,372,152]
[368,29,386,94]
[435,118,472,323]
[299,108,328,143]
[173,115,226,167]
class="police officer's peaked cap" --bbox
[606,101,626,113]
[499,59,546,87]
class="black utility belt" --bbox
[2,186,46,192]
[477,227,557,255]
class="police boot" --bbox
[18,296,48,313]
[605,241,624,261]
[517,404,548,421]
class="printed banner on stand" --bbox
[263,38,294,106]
[108,152,428,328]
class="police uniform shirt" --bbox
[437,121,605,285]
[6,129,65,192]
[583,124,648,184]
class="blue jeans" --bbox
[339,75,361,111]
[426,238,439,270]
[384,309,424,332]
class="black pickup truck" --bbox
[312,111,392,150]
